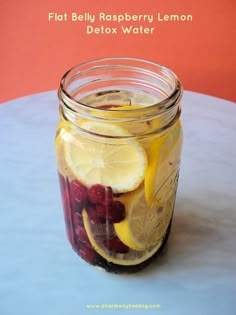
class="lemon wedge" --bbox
[63,121,147,193]
[82,208,163,266]
[145,121,182,207]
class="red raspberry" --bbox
[62,191,71,220]
[64,221,76,248]
[79,244,98,264]
[96,204,107,220]
[107,201,125,223]
[104,186,113,204]
[88,184,113,205]
[90,201,125,224]
[72,212,83,227]
[75,226,90,245]
[104,237,129,253]
[70,180,88,212]
[86,203,106,224]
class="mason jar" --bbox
[55,57,183,273]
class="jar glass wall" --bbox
[55,58,183,273]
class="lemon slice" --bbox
[63,121,147,193]
[82,209,163,266]
[114,185,175,251]
[145,121,182,207]
[114,187,147,251]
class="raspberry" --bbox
[107,201,125,223]
[72,212,83,227]
[88,184,113,205]
[62,191,71,220]
[70,180,88,212]
[89,201,125,224]
[75,226,90,245]
[96,204,107,220]
[104,237,129,253]
[86,203,106,224]
[64,221,76,248]
[79,244,98,265]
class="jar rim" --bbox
[59,57,182,122]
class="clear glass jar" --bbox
[55,57,183,273]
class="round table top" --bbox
[0,91,236,315]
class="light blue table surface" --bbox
[0,91,236,315]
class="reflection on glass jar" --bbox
[55,58,183,273]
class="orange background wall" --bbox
[1,0,235,103]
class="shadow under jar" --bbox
[55,57,183,273]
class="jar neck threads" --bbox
[58,58,182,135]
